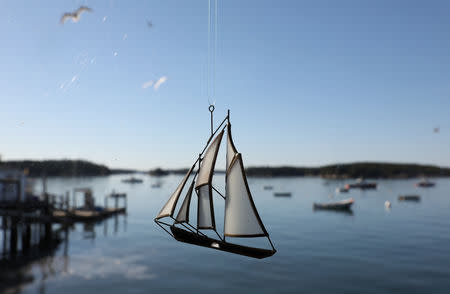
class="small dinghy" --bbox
[274,192,291,197]
[155,107,276,259]
[122,177,143,183]
[336,186,349,193]
[263,185,273,190]
[346,178,377,189]
[313,198,354,210]
[415,179,435,188]
[398,195,420,201]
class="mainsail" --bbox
[155,165,194,219]
[224,130,268,237]
[195,130,224,229]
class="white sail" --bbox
[226,124,238,173]
[224,153,268,237]
[196,130,224,188]
[197,185,215,229]
[175,181,194,223]
[195,130,223,229]
[155,165,194,219]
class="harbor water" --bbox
[2,175,450,294]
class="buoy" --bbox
[385,201,391,208]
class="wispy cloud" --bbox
[142,76,168,91]
[153,76,167,90]
[142,80,154,89]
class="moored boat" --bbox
[415,179,435,187]
[121,177,143,183]
[345,178,377,189]
[336,186,349,193]
[313,198,354,210]
[274,192,291,197]
[398,195,420,201]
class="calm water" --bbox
[2,175,450,294]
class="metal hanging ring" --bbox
[209,105,215,113]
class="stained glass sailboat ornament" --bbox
[155,106,276,259]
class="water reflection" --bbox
[312,208,354,216]
[2,176,450,294]
[0,215,128,294]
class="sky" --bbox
[0,0,449,170]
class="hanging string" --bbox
[213,0,217,100]
[207,0,218,106]
[207,0,211,104]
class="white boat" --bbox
[336,186,349,193]
[313,198,354,210]
[121,177,143,183]
[155,107,276,259]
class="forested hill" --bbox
[245,162,450,178]
[0,160,110,177]
[1,160,449,178]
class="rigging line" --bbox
[267,236,277,252]
[212,186,225,200]
[154,220,174,237]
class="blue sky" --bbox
[0,0,449,169]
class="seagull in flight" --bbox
[60,6,93,24]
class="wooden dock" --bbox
[52,207,126,223]
[1,187,127,225]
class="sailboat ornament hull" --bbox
[155,107,276,259]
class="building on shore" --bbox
[0,168,29,202]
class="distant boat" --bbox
[336,186,349,193]
[273,192,291,197]
[151,183,162,188]
[313,198,354,210]
[154,108,276,259]
[122,177,143,184]
[345,178,377,190]
[149,168,169,176]
[398,195,420,201]
[415,179,435,188]
[263,185,273,190]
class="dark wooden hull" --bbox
[170,226,276,259]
